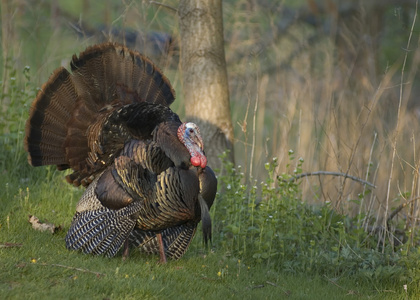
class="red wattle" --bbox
[200,156,207,168]
[191,156,201,167]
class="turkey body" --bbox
[24,43,217,261]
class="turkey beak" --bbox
[196,139,204,153]
[194,132,204,152]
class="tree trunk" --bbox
[178,0,234,170]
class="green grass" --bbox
[0,214,414,300]
[1,147,419,299]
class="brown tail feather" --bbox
[133,54,173,106]
[25,67,77,166]
[69,43,175,107]
[25,42,176,184]
[63,43,176,180]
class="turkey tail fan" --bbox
[24,67,78,167]
[69,43,175,108]
[25,42,176,178]
[65,201,142,257]
[129,223,197,260]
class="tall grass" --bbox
[222,1,420,250]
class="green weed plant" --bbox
[213,151,420,287]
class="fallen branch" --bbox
[40,263,105,277]
[387,196,420,223]
[281,171,376,188]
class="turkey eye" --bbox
[189,128,194,134]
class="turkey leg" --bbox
[122,239,130,260]
[157,232,167,263]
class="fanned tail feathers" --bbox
[24,67,76,167]
[24,43,176,186]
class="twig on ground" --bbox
[324,275,360,296]
[40,263,106,277]
[266,281,291,296]
[0,243,23,248]
[281,171,376,188]
[265,281,278,287]
[251,284,265,289]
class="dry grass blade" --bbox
[39,263,106,277]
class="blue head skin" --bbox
[177,122,207,168]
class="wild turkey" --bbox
[24,42,217,262]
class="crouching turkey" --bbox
[24,43,217,262]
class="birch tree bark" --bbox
[178,0,234,170]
